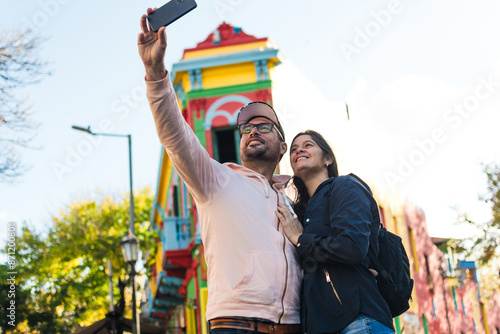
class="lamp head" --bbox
[120,230,139,264]
[71,125,92,134]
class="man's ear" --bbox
[280,142,287,156]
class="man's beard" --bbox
[241,141,280,163]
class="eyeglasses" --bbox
[239,122,276,135]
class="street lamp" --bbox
[121,230,139,263]
[71,125,136,234]
[72,125,140,333]
[121,230,140,334]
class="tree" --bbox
[0,263,30,332]
[0,28,50,182]
[1,188,157,333]
[456,163,500,297]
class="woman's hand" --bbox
[276,203,304,246]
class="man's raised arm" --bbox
[137,10,224,203]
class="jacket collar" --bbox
[310,177,336,199]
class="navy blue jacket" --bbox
[295,175,394,333]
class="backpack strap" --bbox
[347,173,372,195]
[325,174,383,272]
[346,175,384,271]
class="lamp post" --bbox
[71,125,136,234]
[121,231,140,334]
[72,125,140,333]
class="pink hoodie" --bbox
[146,73,302,323]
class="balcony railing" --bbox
[160,217,191,251]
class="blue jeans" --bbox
[339,314,394,334]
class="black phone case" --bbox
[147,0,197,32]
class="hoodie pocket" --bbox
[232,251,281,305]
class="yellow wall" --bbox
[185,306,196,334]
[183,41,270,59]
[200,288,208,334]
[177,62,259,93]
[154,151,173,224]
[151,241,163,296]
[202,62,258,89]
[177,60,278,93]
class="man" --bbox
[138,9,302,334]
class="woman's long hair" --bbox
[291,130,339,223]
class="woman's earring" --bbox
[325,162,330,167]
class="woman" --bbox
[276,130,394,334]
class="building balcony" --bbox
[160,217,191,251]
[159,217,192,280]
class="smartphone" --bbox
[147,0,197,32]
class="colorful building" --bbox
[143,22,282,334]
[399,201,500,334]
[142,23,500,334]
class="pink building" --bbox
[399,201,499,334]
[487,291,500,333]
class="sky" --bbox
[1,0,500,247]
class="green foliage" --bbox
[455,163,500,297]
[1,188,157,333]
[0,263,30,331]
[458,164,500,264]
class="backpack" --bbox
[330,174,414,317]
[368,224,414,317]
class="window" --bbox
[466,268,477,282]
[173,185,179,216]
[212,127,240,164]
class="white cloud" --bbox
[275,59,499,239]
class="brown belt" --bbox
[209,318,302,334]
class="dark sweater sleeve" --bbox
[296,177,373,265]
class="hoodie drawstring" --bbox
[258,175,270,198]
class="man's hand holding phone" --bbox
[138,8,167,82]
